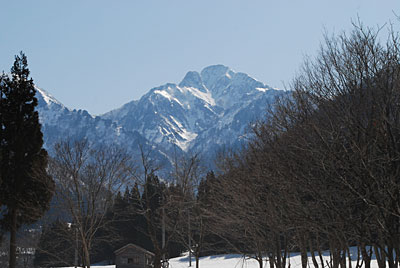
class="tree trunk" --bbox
[309,238,319,268]
[387,244,395,268]
[282,235,288,268]
[257,257,263,268]
[196,255,200,268]
[316,234,324,268]
[188,212,191,267]
[355,246,362,268]
[153,253,162,268]
[74,226,79,268]
[374,244,385,268]
[347,247,352,268]
[9,208,18,268]
[332,249,340,268]
[394,246,399,268]
[82,239,91,268]
[162,207,166,265]
[276,235,283,268]
[269,254,275,268]
[301,249,308,268]
[360,244,370,268]
[299,232,308,268]
[328,239,340,268]
[339,242,347,268]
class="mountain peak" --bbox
[178,71,206,92]
[201,64,231,74]
[200,64,234,91]
[36,86,64,107]
[36,65,285,158]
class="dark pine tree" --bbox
[34,220,75,267]
[198,171,228,255]
[130,182,152,251]
[0,52,55,268]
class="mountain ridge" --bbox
[35,64,286,168]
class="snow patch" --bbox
[36,87,63,106]
[115,126,122,136]
[182,86,216,106]
[154,89,183,106]
[256,87,269,92]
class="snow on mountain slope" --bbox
[36,65,286,168]
[102,64,286,155]
[35,87,169,166]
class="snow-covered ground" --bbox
[60,266,115,268]
[169,249,381,268]
[62,247,382,268]
[170,254,267,268]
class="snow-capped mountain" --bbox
[36,88,168,165]
[36,65,286,168]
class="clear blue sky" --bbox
[1,0,398,115]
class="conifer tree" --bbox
[34,220,74,267]
[0,52,55,268]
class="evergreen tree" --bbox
[197,171,225,256]
[130,183,142,212]
[34,220,75,267]
[91,191,126,264]
[130,183,153,251]
[0,52,55,268]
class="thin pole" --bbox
[162,207,166,267]
[188,211,191,267]
[74,225,78,268]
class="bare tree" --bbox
[210,22,400,268]
[257,23,400,268]
[131,145,175,268]
[166,152,209,268]
[49,139,133,268]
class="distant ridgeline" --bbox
[36,64,286,171]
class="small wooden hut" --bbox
[114,243,155,268]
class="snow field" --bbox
[61,247,382,268]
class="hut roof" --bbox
[114,243,155,256]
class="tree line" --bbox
[204,24,400,268]
[32,140,218,268]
